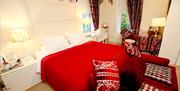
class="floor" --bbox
[26,66,180,91]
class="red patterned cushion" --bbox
[123,41,141,57]
[120,56,146,91]
[92,60,120,91]
[145,63,172,85]
[139,83,164,91]
[121,29,132,39]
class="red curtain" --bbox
[90,0,99,30]
[127,0,143,36]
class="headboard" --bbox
[24,0,79,37]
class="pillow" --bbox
[121,29,131,39]
[123,41,141,57]
[64,32,87,44]
[92,60,120,91]
[145,63,172,85]
[139,83,165,91]
[41,36,69,52]
[120,56,146,91]
[121,29,137,40]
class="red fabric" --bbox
[140,82,173,91]
[144,66,178,91]
[145,63,172,85]
[41,41,129,91]
[41,41,177,91]
[92,60,120,91]
[139,36,148,51]
[123,41,141,57]
[89,0,99,30]
[120,56,146,91]
[141,53,170,66]
[121,29,132,39]
[127,0,143,36]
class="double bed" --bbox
[35,33,178,91]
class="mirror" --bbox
[119,0,171,55]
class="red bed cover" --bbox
[41,41,129,91]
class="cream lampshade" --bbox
[151,18,166,27]
[150,18,166,37]
[10,28,31,58]
[10,28,30,43]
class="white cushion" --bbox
[65,32,86,44]
[41,36,69,51]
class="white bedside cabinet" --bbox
[91,31,108,42]
[0,57,41,91]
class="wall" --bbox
[0,0,88,57]
[176,52,180,66]
[159,0,180,65]
[140,0,169,31]
[0,0,33,57]
[100,0,121,43]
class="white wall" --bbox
[176,52,180,66]
[24,0,79,38]
[0,0,88,57]
[100,0,121,43]
[159,0,180,65]
[0,0,30,50]
[140,0,169,31]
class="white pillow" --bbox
[41,36,69,51]
[65,32,86,44]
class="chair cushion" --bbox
[92,60,120,91]
[145,63,172,85]
[139,83,165,91]
[120,56,146,91]
[123,41,141,57]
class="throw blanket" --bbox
[41,41,129,91]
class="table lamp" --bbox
[10,28,31,57]
[150,18,166,37]
[10,28,30,43]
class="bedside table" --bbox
[0,57,41,91]
[91,31,108,43]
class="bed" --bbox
[40,41,129,91]
[36,33,178,91]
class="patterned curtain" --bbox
[89,0,99,30]
[127,0,143,36]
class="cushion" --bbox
[92,60,120,91]
[139,83,164,91]
[41,36,69,52]
[145,63,172,85]
[121,29,132,39]
[141,54,170,66]
[122,41,141,57]
[64,32,87,44]
[120,56,146,91]
[121,29,138,40]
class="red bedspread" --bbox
[41,41,129,91]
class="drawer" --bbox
[1,63,40,91]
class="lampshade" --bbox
[151,18,166,27]
[10,28,30,43]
